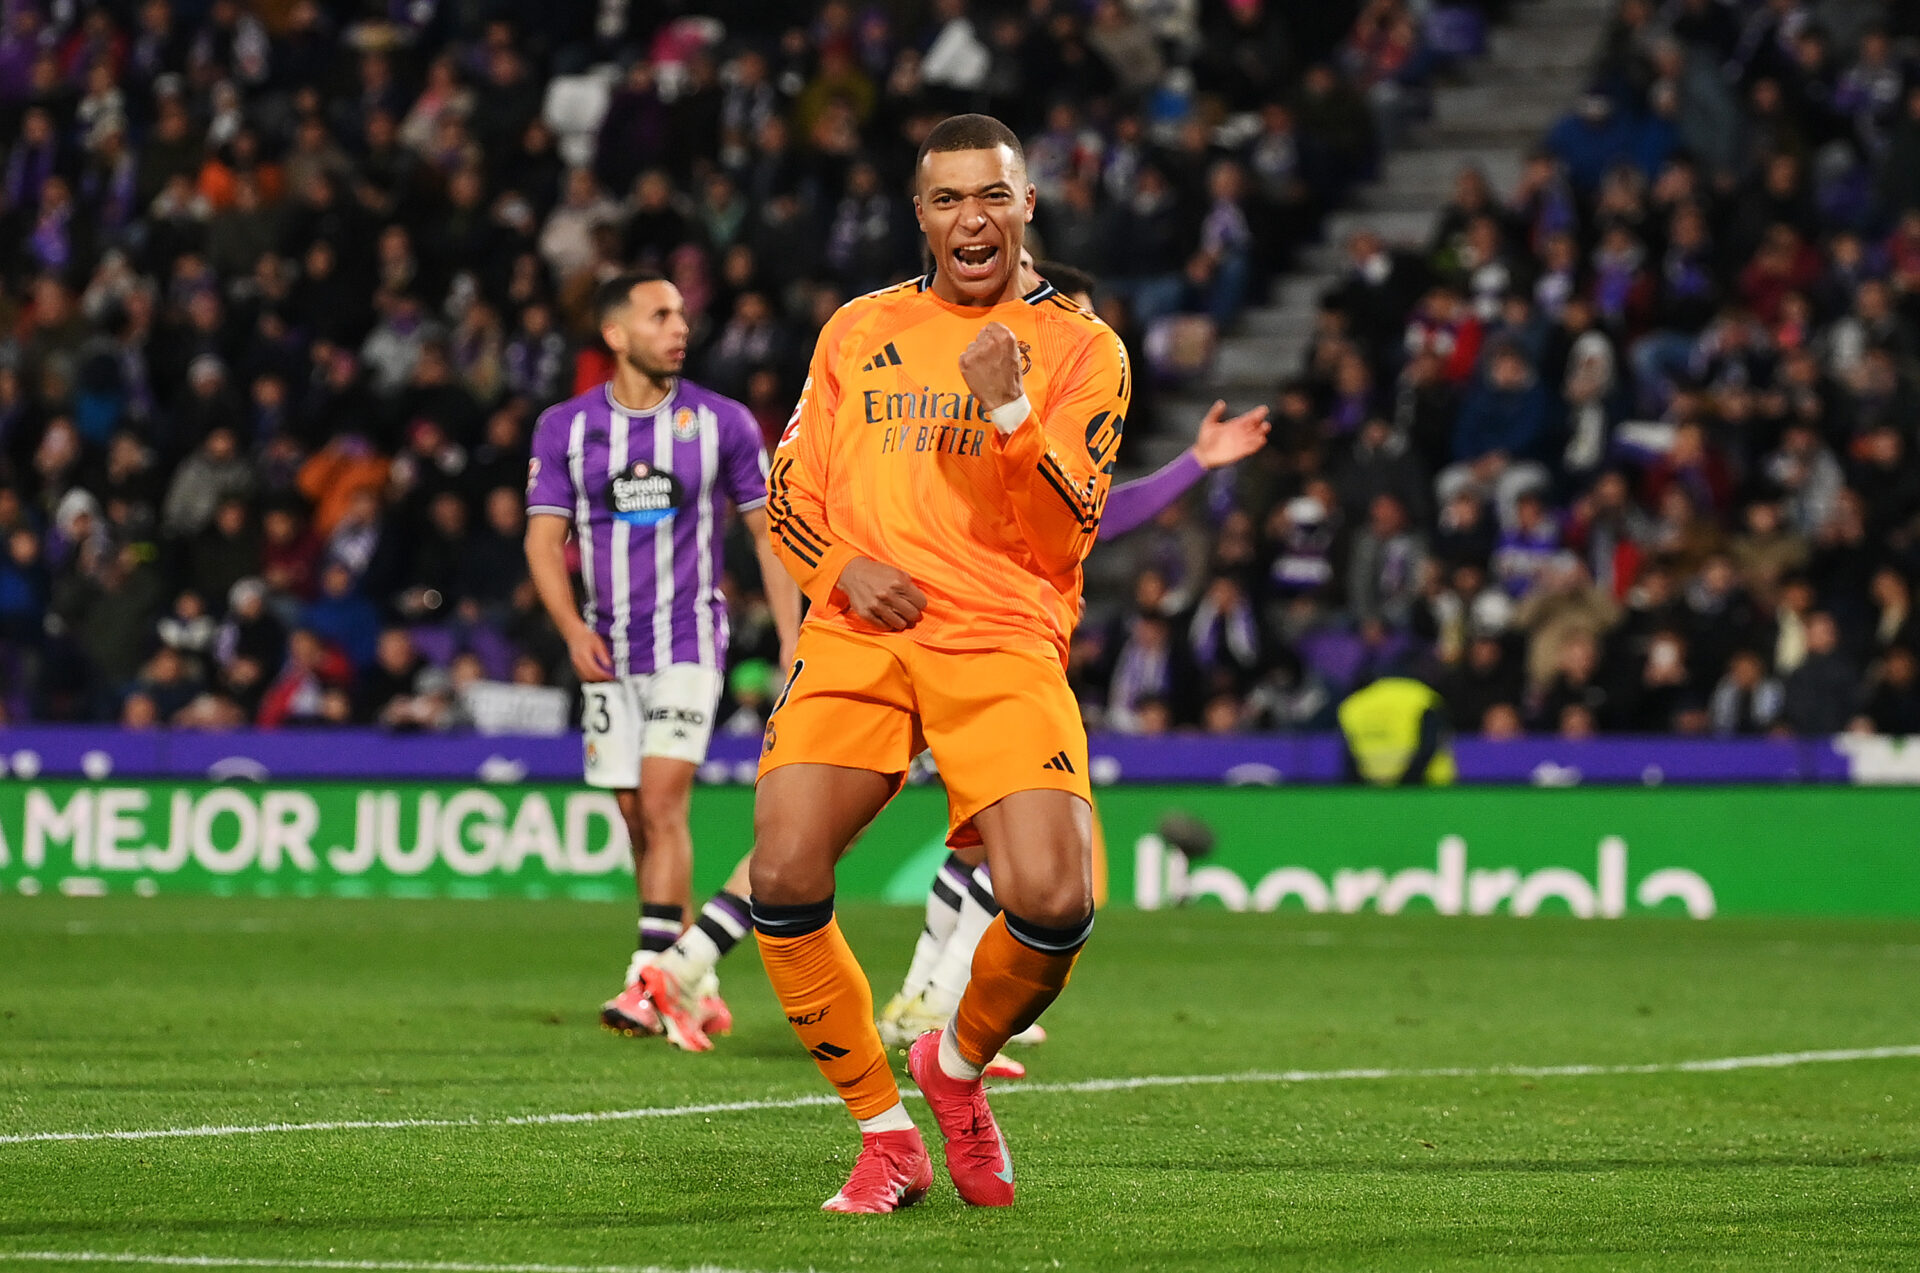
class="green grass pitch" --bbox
[2,896,1917,1272]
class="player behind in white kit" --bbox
[525,271,799,1042]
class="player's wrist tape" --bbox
[987,393,1031,434]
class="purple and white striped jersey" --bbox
[527,379,769,676]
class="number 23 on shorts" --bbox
[583,680,641,789]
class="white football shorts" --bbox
[581,664,725,788]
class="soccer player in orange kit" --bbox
[749,113,1126,1213]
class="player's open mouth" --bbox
[953,244,999,281]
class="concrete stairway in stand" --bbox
[1149,0,1616,459]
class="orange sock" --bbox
[953,911,1090,1069]
[754,909,899,1121]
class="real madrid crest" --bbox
[1016,340,1033,376]
[672,406,702,442]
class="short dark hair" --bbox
[594,270,669,325]
[916,112,1025,174]
[1036,260,1096,303]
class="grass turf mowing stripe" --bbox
[4,1044,1916,1149]
[0,1255,801,1273]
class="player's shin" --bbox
[753,894,904,1124]
[624,902,684,984]
[944,910,1092,1082]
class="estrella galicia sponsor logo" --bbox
[608,460,685,527]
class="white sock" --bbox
[622,948,657,986]
[900,854,971,1000]
[926,865,997,1017]
[658,891,750,988]
[658,924,721,987]
[855,1101,916,1134]
[937,1021,984,1083]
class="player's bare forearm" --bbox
[744,507,802,661]
[525,515,587,640]
[526,513,613,681]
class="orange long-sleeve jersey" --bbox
[767,275,1130,661]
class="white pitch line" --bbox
[0,1254,801,1273]
[4,1044,1916,1149]
[0,1095,843,1146]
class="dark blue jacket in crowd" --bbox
[1452,377,1553,465]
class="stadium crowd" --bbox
[2,0,1917,744]
[1082,0,1920,741]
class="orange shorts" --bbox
[758,622,1092,847]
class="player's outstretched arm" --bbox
[962,321,1131,576]
[1098,400,1270,541]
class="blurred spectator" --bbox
[1709,648,1785,736]
[1105,608,1202,733]
[1443,345,1553,516]
[1185,573,1266,690]
[258,627,352,728]
[216,578,285,675]
[1347,493,1427,631]
[303,561,380,671]
[1614,625,1704,732]
[356,627,424,725]
[161,427,252,539]
[1782,612,1858,736]
[1859,645,1920,735]
[0,528,48,646]
[1491,490,1563,599]
[297,435,388,539]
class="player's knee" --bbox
[1010,879,1093,931]
[637,785,688,841]
[746,849,815,907]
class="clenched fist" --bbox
[835,556,928,632]
[958,321,1024,412]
